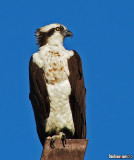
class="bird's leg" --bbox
[46,136,56,149]
[46,132,66,148]
[61,132,66,147]
[50,137,55,149]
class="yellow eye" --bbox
[56,27,60,31]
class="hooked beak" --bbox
[63,30,73,38]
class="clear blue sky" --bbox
[0,0,134,159]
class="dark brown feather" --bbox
[68,50,87,139]
[29,57,50,146]
[35,28,55,47]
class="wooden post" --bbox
[41,139,88,160]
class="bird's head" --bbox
[35,23,73,47]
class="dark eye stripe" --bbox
[35,28,55,47]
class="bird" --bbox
[29,23,86,148]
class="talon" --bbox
[50,138,55,149]
[61,134,66,147]
[46,132,66,148]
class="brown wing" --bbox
[29,56,50,146]
[68,50,86,139]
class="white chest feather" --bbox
[33,45,75,134]
[46,80,74,134]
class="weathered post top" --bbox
[41,139,88,160]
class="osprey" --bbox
[29,23,86,148]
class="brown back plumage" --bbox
[68,51,86,139]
